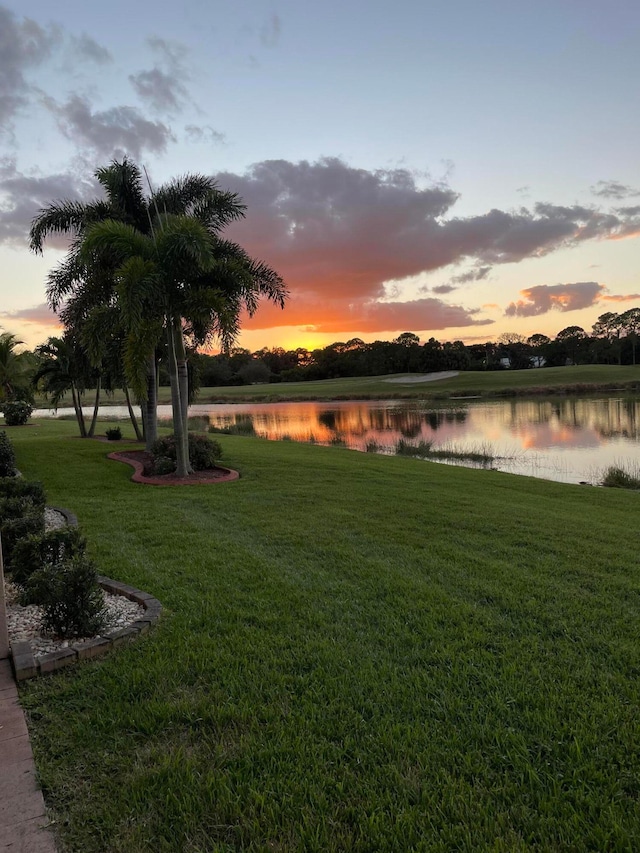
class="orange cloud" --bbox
[600,292,640,302]
[242,295,493,334]
[505,282,604,317]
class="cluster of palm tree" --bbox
[30,159,287,476]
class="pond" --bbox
[34,395,640,485]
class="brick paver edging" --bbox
[108,450,239,485]
[11,577,162,681]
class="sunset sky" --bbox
[1,0,639,353]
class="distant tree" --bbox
[497,333,531,369]
[554,326,588,365]
[619,308,640,365]
[592,313,623,364]
[527,334,551,367]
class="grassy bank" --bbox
[33,364,640,409]
[11,420,640,851]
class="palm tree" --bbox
[30,159,268,453]
[0,333,36,404]
[34,334,100,437]
[81,210,286,476]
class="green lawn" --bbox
[11,420,640,852]
[34,364,640,409]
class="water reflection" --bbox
[34,396,640,485]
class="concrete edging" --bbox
[10,576,162,681]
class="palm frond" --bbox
[30,200,110,253]
[95,159,148,230]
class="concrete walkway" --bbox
[0,658,57,852]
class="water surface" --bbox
[35,395,640,485]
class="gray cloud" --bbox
[591,180,640,200]
[0,157,98,245]
[69,33,112,64]
[130,37,191,114]
[432,284,457,295]
[0,6,60,126]
[505,282,605,318]
[42,93,174,159]
[215,158,640,307]
[260,13,282,48]
[185,124,226,145]
[450,265,491,284]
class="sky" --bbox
[1,0,639,354]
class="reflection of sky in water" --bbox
[35,396,640,485]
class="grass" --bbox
[395,438,494,465]
[32,364,640,408]
[11,419,640,851]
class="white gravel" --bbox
[6,581,145,657]
[4,507,145,658]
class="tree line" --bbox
[191,312,640,385]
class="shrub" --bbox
[602,466,640,490]
[0,431,16,476]
[2,513,46,569]
[11,527,87,587]
[25,555,107,639]
[2,401,33,426]
[105,427,122,441]
[151,433,222,471]
[152,455,176,476]
[0,477,46,508]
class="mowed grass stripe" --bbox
[11,420,640,852]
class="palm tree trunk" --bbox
[142,356,158,450]
[166,320,190,477]
[174,329,190,434]
[71,385,87,438]
[87,377,101,438]
[124,386,144,441]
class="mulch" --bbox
[108,449,239,486]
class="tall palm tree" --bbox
[30,159,268,453]
[81,207,286,476]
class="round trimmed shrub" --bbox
[2,401,33,426]
[151,433,222,471]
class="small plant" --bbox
[152,455,176,476]
[395,439,433,457]
[105,427,122,441]
[0,430,16,476]
[209,416,255,436]
[151,433,222,471]
[2,401,33,426]
[25,555,107,639]
[365,440,380,453]
[2,513,46,569]
[602,465,640,490]
[330,434,346,446]
[11,527,87,587]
